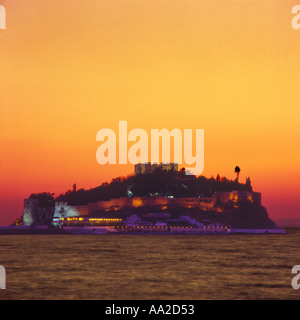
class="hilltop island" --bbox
[8,164,284,235]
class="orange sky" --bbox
[0,0,300,225]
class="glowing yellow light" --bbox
[132,198,143,207]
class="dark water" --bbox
[1,228,300,300]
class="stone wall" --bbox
[48,190,261,219]
[215,191,261,205]
[53,202,90,219]
[23,198,54,226]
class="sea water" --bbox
[0,228,300,300]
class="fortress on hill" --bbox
[134,162,179,175]
[20,163,275,229]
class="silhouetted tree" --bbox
[29,192,55,207]
[235,166,241,181]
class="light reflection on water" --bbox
[0,228,300,300]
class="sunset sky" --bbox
[0,0,300,225]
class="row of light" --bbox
[117,226,190,229]
[117,225,228,229]
[63,217,122,222]
[61,217,228,229]
[89,218,122,221]
[63,217,83,221]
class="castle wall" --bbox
[134,162,178,175]
[94,196,216,211]
[134,163,152,175]
[23,198,54,226]
[96,197,131,211]
[23,198,39,226]
[131,196,170,208]
[215,191,261,205]
[49,190,261,220]
[73,205,90,216]
[54,202,90,219]
[174,197,216,210]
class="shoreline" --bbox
[0,226,287,235]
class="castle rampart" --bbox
[49,190,261,219]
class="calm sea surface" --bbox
[1,228,300,300]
